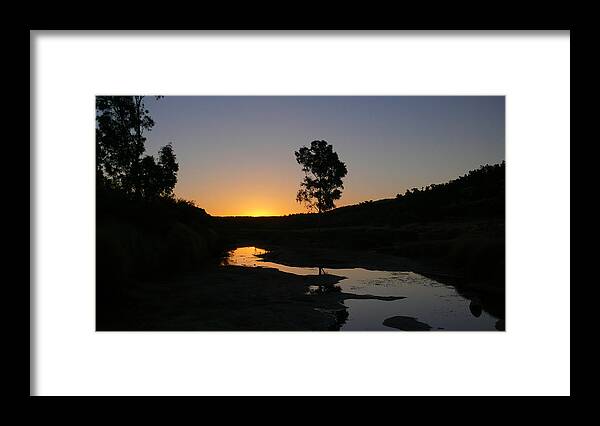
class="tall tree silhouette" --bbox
[96,96,178,199]
[96,96,155,192]
[295,139,347,243]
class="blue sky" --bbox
[142,96,505,216]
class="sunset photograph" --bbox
[96,95,506,331]
[32,30,570,397]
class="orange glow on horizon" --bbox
[180,180,394,217]
[182,188,385,217]
[207,205,305,217]
[241,209,277,217]
[187,195,308,217]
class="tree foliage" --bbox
[96,96,178,199]
[295,140,347,213]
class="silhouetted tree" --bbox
[295,140,347,274]
[295,140,348,215]
[157,143,178,197]
[136,156,162,200]
[96,96,178,200]
[96,96,155,193]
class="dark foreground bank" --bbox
[97,242,503,331]
[96,188,225,327]
[96,262,407,331]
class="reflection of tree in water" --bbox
[314,266,343,295]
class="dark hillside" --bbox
[97,187,222,284]
[96,187,223,328]
[328,161,505,227]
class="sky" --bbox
[142,96,505,217]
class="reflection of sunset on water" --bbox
[222,246,500,331]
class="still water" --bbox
[223,247,499,331]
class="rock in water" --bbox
[469,297,482,317]
[383,316,432,331]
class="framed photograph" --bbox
[31,30,570,396]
